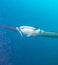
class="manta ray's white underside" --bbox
[16,26,41,37]
[15,26,58,38]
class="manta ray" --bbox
[0,25,58,38]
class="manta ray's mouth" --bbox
[16,27,23,37]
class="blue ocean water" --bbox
[0,0,58,65]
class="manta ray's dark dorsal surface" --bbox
[0,26,18,32]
